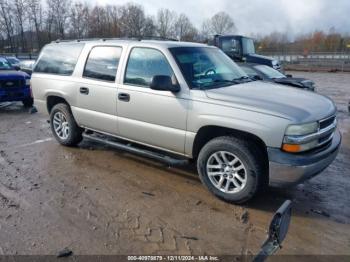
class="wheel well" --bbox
[47,96,69,113]
[192,126,268,161]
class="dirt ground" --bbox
[0,71,349,257]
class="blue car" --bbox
[0,57,33,107]
[5,56,21,68]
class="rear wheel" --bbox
[197,136,266,204]
[50,103,83,146]
[22,98,33,107]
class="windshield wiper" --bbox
[232,76,252,82]
[213,79,238,84]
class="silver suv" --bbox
[31,39,341,203]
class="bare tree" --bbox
[46,0,71,40]
[70,2,89,39]
[0,0,15,51]
[119,3,152,37]
[143,16,156,37]
[12,0,27,51]
[156,8,176,38]
[204,11,235,35]
[27,0,43,49]
[175,13,198,41]
[105,5,122,37]
[88,6,108,38]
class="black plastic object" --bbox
[253,200,292,262]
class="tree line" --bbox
[0,0,235,53]
[255,28,350,54]
[1,0,349,54]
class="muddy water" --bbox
[0,72,349,255]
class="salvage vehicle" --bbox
[240,63,315,91]
[5,56,21,68]
[0,56,33,107]
[210,35,283,71]
[31,39,341,203]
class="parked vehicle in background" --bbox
[5,56,21,68]
[19,60,36,76]
[210,35,283,71]
[240,63,315,91]
[31,39,340,203]
[0,56,33,107]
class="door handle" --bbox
[118,93,130,102]
[80,87,89,95]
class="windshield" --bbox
[0,58,12,70]
[169,47,249,89]
[254,65,285,79]
[221,38,240,54]
[242,38,255,54]
[6,57,20,65]
[240,66,260,78]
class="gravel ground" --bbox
[0,71,349,257]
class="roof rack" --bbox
[53,36,179,44]
[139,36,179,42]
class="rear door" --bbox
[75,45,122,134]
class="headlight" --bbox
[25,79,30,86]
[282,122,319,153]
[285,122,318,136]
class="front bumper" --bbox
[268,130,341,187]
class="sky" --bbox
[92,0,350,37]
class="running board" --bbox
[82,133,189,166]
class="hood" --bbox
[0,70,29,79]
[205,81,335,122]
[245,53,274,65]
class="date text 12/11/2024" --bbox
[127,256,219,261]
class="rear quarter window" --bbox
[34,43,84,75]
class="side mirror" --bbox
[150,75,180,93]
[13,65,21,71]
[286,74,293,78]
[254,200,292,262]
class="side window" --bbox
[124,48,173,87]
[34,43,84,75]
[83,46,122,82]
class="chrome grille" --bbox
[319,115,336,130]
[317,115,337,147]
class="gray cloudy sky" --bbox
[92,0,350,37]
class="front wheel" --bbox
[197,136,267,204]
[50,103,83,146]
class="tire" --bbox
[197,136,267,204]
[22,98,33,107]
[50,103,83,146]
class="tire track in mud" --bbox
[0,151,30,209]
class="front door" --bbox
[117,47,188,154]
